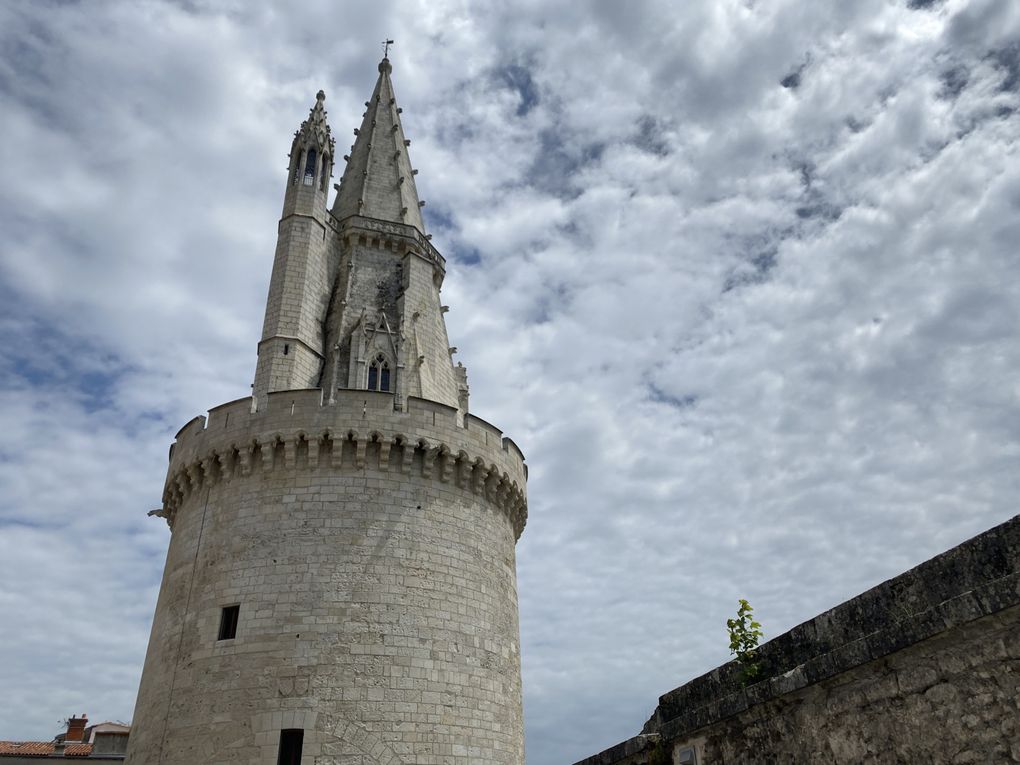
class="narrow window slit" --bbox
[303,148,317,186]
[218,605,239,641]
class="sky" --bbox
[0,0,1018,762]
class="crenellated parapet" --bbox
[157,388,527,538]
[326,213,447,280]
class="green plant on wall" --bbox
[647,738,670,765]
[727,598,764,685]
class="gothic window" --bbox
[303,148,317,186]
[367,354,391,392]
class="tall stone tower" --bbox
[126,58,528,765]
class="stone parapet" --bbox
[642,513,1019,741]
[157,388,527,539]
[329,213,446,278]
[571,513,1020,765]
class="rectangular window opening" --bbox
[277,729,303,765]
[218,605,240,641]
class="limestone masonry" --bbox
[572,513,1020,765]
[126,58,527,765]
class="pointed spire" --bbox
[332,57,426,233]
[296,89,334,156]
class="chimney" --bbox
[65,714,88,742]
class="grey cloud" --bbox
[2,3,1019,765]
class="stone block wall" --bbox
[316,215,461,415]
[398,248,459,412]
[255,212,334,399]
[572,514,1020,765]
[127,390,527,765]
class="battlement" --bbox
[156,389,527,538]
[326,212,446,276]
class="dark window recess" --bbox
[277,729,303,765]
[283,343,289,356]
[218,605,240,641]
[304,148,317,185]
[368,354,390,392]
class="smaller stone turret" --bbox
[285,90,334,219]
[253,92,336,404]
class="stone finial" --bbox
[379,57,392,75]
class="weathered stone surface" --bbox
[576,514,1020,765]
[127,60,527,765]
[127,393,527,765]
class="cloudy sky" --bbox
[1,0,1018,762]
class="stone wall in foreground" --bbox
[573,513,1020,765]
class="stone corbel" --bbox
[440,450,454,483]
[396,441,412,474]
[354,436,367,469]
[239,448,252,477]
[331,434,344,469]
[421,443,437,477]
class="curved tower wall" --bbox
[128,390,527,764]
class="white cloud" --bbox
[1,1,1018,763]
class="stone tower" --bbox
[126,58,528,765]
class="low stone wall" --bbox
[573,513,1020,765]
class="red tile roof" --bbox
[0,740,94,757]
[0,741,52,756]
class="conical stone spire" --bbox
[332,57,426,233]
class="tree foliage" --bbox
[726,598,764,685]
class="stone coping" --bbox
[572,513,1020,764]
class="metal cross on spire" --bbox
[382,39,394,57]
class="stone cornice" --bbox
[327,212,446,276]
[158,389,527,539]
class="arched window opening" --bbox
[291,148,302,185]
[367,354,391,392]
[320,155,329,191]
[303,148,317,186]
